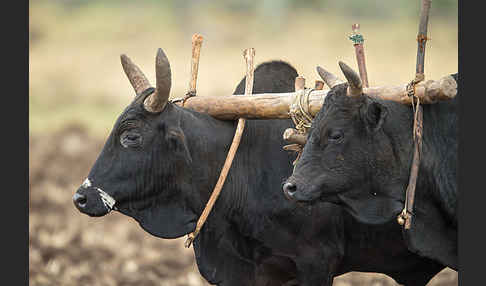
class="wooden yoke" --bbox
[174,76,456,120]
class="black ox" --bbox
[284,62,458,271]
[73,48,445,285]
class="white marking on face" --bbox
[81,178,92,188]
[97,187,117,211]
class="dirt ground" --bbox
[28,124,458,286]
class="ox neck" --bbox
[177,106,296,236]
[373,96,458,223]
[175,105,238,210]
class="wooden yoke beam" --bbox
[174,75,456,120]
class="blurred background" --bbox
[29,0,458,285]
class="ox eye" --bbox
[120,130,142,148]
[328,130,343,142]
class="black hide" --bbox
[74,61,446,285]
[287,74,458,270]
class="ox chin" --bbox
[318,193,343,205]
[294,190,343,206]
[291,189,321,203]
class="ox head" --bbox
[284,62,406,224]
[73,48,200,238]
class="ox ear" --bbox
[362,101,387,132]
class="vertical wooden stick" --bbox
[415,0,431,78]
[350,24,369,88]
[398,0,432,230]
[184,48,255,248]
[402,107,423,230]
[188,34,204,94]
[243,48,256,96]
[294,76,305,92]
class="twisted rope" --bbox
[287,88,315,167]
[290,88,314,134]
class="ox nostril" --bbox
[73,192,87,208]
[283,182,297,197]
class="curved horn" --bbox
[316,66,345,88]
[120,54,152,96]
[338,61,363,97]
[145,48,172,113]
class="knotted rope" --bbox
[170,90,196,106]
[290,88,314,134]
[286,87,314,167]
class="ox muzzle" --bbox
[283,175,324,203]
[73,178,116,217]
